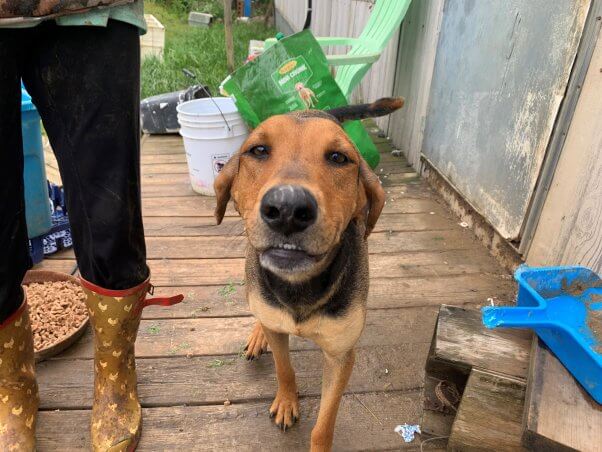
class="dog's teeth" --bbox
[274,243,301,251]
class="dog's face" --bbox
[214,112,386,282]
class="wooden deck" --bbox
[36,131,515,450]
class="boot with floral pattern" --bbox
[0,297,38,452]
[81,277,182,451]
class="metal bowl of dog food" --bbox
[22,270,89,362]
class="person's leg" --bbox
[22,20,151,450]
[0,28,39,452]
[22,20,148,290]
[0,32,31,322]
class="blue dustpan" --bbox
[482,265,602,404]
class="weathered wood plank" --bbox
[141,153,186,164]
[53,306,439,359]
[522,337,602,452]
[137,212,457,237]
[140,135,185,154]
[140,176,433,198]
[448,369,526,451]
[45,224,498,259]
[428,305,531,380]
[37,391,422,451]
[140,162,191,174]
[141,251,503,286]
[141,229,482,259]
[376,160,417,175]
[380,172,422,186]
[38,343,428,409]
[43,247,507,287]
[141,194,448,217]
[31,261,515,317]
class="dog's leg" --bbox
[244,320,268,360]
[311,348,355,452]
[263,326,299,431]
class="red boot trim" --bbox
[80,276,184,313]
[0,298,27,330]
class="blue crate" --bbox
[482,265,602,404]
[22,84,52,239]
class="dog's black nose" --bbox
[260,185,317,235]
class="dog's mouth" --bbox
[259,242,323,273]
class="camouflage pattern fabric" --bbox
[0,0,134,21]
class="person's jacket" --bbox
[0,0,134,24]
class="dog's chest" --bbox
[248,290,365,354]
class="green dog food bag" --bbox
[221,29,380,168]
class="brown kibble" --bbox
[223,400,231,406]
[23,280,89,352]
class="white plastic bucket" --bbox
[176,97,248,196]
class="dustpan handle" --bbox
[481,306,554,329]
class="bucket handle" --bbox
[224,124,235,136]
[183,69,232,132]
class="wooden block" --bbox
[522,337,602,452]
[422,305,531,441]
[448,368,527,451]
[426,305,531,381]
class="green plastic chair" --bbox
[266,0,412,99]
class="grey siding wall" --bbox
[421,0,589,240]
[388,0,444,168]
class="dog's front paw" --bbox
[269,390,299,431]
[244,321,268,360]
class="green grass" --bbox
[141,1,275,99]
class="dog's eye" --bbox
[247,145,269,159]
[326,152,349,165]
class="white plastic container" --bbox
[140,14,165,60]
[176,97,248,196]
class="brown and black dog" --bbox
[214,97,403,451]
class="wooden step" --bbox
[522,337,602,452]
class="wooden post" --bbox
[264,0,274,27]
[223,0,235,73]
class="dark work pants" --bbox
[0,20,149,322]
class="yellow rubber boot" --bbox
[0,297,38,452]
[81,277,182,452]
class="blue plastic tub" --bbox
[22,84,52,239]
[482,266,602,404]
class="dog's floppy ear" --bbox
[357,158,385,238]
[214,153,240,225]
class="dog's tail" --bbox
[325,97,404,123]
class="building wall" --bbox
[274,0,400,129]
[421,0,589,240]
[527,26,602,273]
[388,0,444,168]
